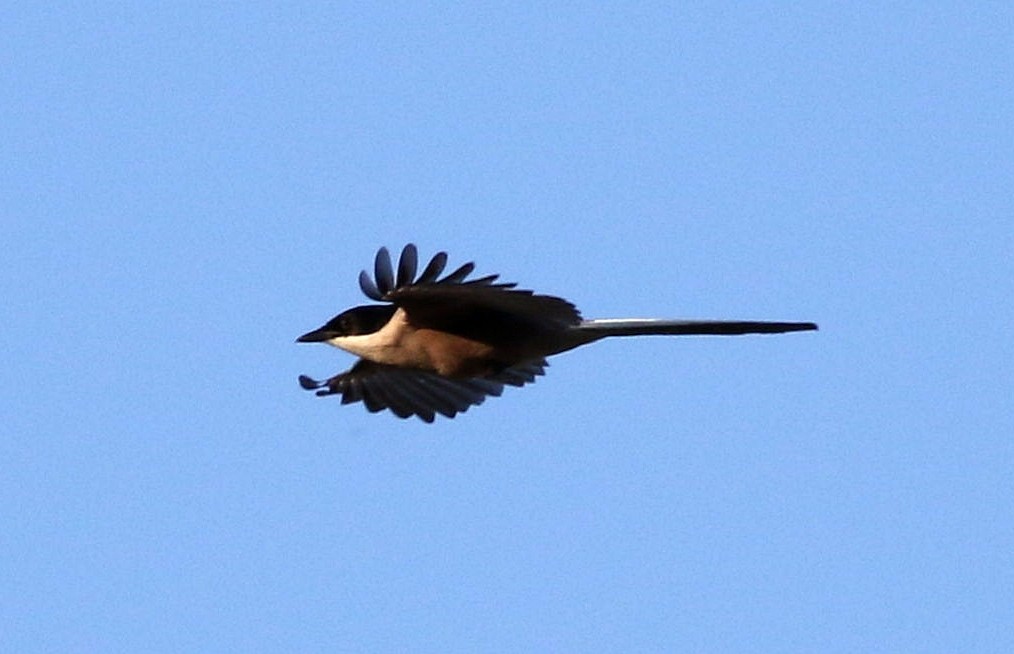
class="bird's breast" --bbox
[328,309,506,377]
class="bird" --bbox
[297,244,817,422]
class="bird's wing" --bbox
[358,245,581,331]
[299,358,547,423]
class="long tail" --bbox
[574,318,818,337]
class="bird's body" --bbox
[331,308,507,377]
[298,245,817,422]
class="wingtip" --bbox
[417,250,449,284]
[396,244,419,288]
[298,375,322,390]
[374,246,394,294]
[359,269,384,300]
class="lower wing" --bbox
[299,358,547,423]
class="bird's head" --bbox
[296,305,397,344]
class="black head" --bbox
[296,304,397,342]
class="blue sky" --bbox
[3,4,1012,652]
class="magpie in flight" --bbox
[297,244,817,422]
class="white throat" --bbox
[325,309,411,365]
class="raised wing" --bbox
[358,245,581,331]
[299,358,547,423]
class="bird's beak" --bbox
[296,328,335,343]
